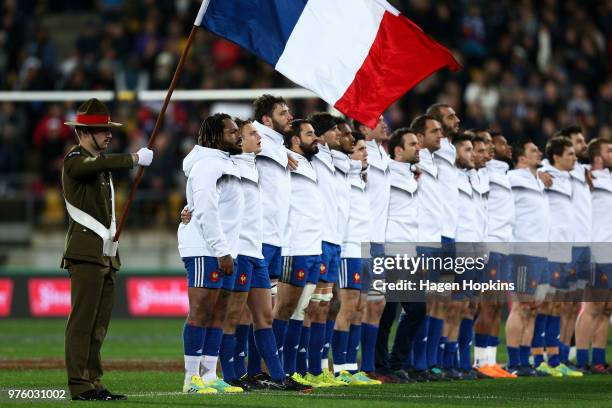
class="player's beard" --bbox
[271,118,290,136]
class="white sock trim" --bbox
[201,355,219,381]
[185,355,201,378]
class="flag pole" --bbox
[113,25,199,242]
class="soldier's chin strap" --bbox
[75,128,103,151]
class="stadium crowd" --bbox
[173,93,612,394]
[0,0,610,223]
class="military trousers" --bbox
[64,262,116,397]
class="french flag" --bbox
[195,0,460,128]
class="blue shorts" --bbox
[486,252,513,283]
[281,255,322,287]
[545,261,571,290]
[233,255,271,292]
[364,243,386,293]
[572,246,591,283]
[263,243,282,279]
[593,263,612,289]
[511,254,547,294]
[319,242,341,283]
[183,256,234,290]
[339,258,363,290]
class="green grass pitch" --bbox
[0,318,611,407]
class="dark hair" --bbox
[285,119,312,148]
[235,118,253,131]
[409,114,437,136]
[425,103,452,123]
[352,119,367,133]
[253,94,287,123]
[197,113,231,148]
[471,134,488,145]
[388,127,412,159]
[452,132,473,147]
[545,136,573,165]
[490,130,503,138]
[511,139,534,164]
[556,125,583,138]
[334,116,349,127]
[587,137,612,162]
[308,112,337,136]
[352,131,365,142]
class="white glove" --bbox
[136,147,153,166]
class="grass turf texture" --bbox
[0,319,611,407]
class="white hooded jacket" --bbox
[178,146,244,258]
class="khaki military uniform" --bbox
[61,145,134,397]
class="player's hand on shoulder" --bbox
[135,147,154,166]
[538,170,553,188]
[218,254,234,276]
[287,152,298,170]
[180,206,192,224]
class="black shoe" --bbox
[460,369,479,380]
[409,370,430,382]
[228,379,252,392]
[390,369,416,383]
[72,389,105,401]
[443,368,463,380]
[98,389,127,400]
[240,374,269,390]
[280,376,314,392]
[507,365,536,377]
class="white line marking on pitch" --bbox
[128,391,553,401]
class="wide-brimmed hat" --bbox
[64,98,122,127]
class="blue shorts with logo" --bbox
[233,255,271,292]
[545,261,571,290]
[486,252,513,283]
[511,254,547,294]
[183,256,235,290]
[339,258,363,290]
[593,263,612,289]
[263,244,283,279]
[319,241,341,283]
[281,255,322,287]
[572,246,592,283]
[365,243,386,293]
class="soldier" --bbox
[62,98,153,401]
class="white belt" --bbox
[64,176,118,257]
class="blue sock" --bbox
[519,346,531,367]
[545,315,561,367]
[346,324,361,373]
[308,322,325,376]
[283,319,303,375]
[532,314,548,367]
[220,334,237,381]
[426,317,444,368]
[592,348,606,366]
[507,346,520,368]
[438,336,447,367]
[559,342,570,363]
[234,324,249,378]
[246,325,262,376]
[254,328,285,381]
[488,335,500,348]
[443,341,457,369]
[458,318,474,371]
[297,326,310,376]
[474,333,488,348]
[332,329,349,371]
[272,319,288,361]
[413,316,429,371]
[183,323,205,355]
[203,327,223,357]
[360,323,378,372]
[322,319,335,368]
[403,344,413,370]
[576,349,589,368]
